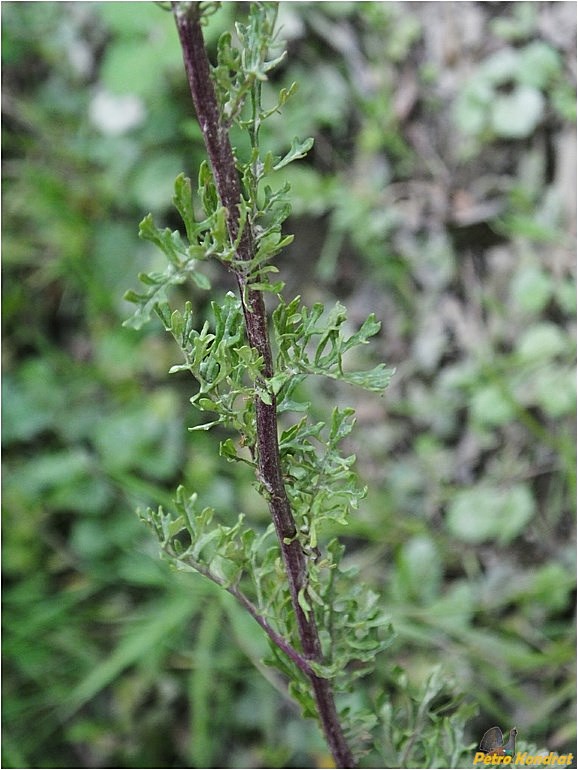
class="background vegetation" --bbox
[2,2,575,768]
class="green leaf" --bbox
[172,173,198,243]
[516,322,568,361]
[154,301,172,328]
[491,86,545,139]
[518,41,561,90]
[246,279,285,294]
[342,313,382,352]
[123,206,213,329]
[447,484,535,544]
[297,586,311,615]
[272,296,393,393]
[340,363,394,392]
[273,136,314,171]
[470,384,515,427]
[510,265,554,313]
[198,160,219,215]
[219,437,239,462]
[138,214,182,265]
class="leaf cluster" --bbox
[212,3,287,127]
[123,172,221,330]
[141,279,394,652]
[142,487,396,755]
[378,666,478,768]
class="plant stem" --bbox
[168,545,317,678]
[171,3,356,766]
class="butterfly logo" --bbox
[479,726,518,757]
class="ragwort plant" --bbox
[125,3,470,767]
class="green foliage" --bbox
[3,2,574,767]
[454,39,571,145]
[125,4,403,758]
[378,666,478,768]
[447,484,535,545]
[271,296,393,392]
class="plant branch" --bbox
[171,3,355,766]
[170,548,316,678]
[228,582,316,678]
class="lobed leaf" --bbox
[273,136,315,171]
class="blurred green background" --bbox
[2,2,576,768]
